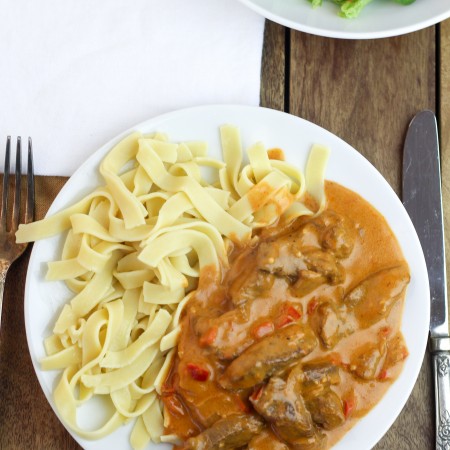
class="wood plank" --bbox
[260,20,286,111]
[0,175,80,450]
[440,19,450,315]
[0,20,442,450]
[288,29,436,449]
[289,29,435,195]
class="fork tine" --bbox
[1,137,11,231]
[26,137,35,223]
[13,137,22,230]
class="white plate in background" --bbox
[238,0,450,39]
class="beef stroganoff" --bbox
[166,181,409,449]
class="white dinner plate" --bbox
[238,0,450,39]
[25,105,429,450]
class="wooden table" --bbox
[1,17,449,450]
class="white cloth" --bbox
[0,0,264,176]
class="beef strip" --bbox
[256,237,306,277]
[257,239,344,286]
[382,332,409,374]
[291,270,327,298]
[344,264,410,328]
[220,323,317,389]
[248,429,290,450]
[182,414,264,450]
[195,306,254,360]
[304,388,345,430]
[256,211,351,301]
[350,340,387,380]
[301,248,345,285]
[228,267,275,307]
[316,211,356,259]
[310,266,408,350]
[311,301,355,349]
[250,376,315,441]
[255,218,322,278]
[301,361,341,389]
[290,431,327,450]
[194,296,284,361]
[286,360,344,431]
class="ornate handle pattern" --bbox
[432,338,450,450]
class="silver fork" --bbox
[0,136,35,332]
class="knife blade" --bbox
[403,109,448,338]
[402,110,450,450]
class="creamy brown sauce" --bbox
[162,181,410,450]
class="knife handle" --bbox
[431,337,450,449]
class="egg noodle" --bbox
[16,125,329,449]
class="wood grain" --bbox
[0,18,445,450]
[287,28,436,450]
[0,175,80,450]
[441,19,450,307]
[289,29,436,195]
[260,20,286,111]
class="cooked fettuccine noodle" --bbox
[16,125,329,449]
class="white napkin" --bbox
[0,0,265,176]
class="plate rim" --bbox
[24,104,430,450]
[237,0,450,39]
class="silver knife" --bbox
[403,110,450,450]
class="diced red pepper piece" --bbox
[307,298,319,315]
[250,385,264,402]
[276,314,294,328]
[275,304,302,328]
[378,369,388,381]
[186,363,210,382]
[329,352,342,366]
[199,326,218,347]
[286,306,301,320]
[378,326,392,338]
[343,397,356,419]
[253,321,275,339]
[235,396,249,413]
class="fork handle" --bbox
[0,264,10,335]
